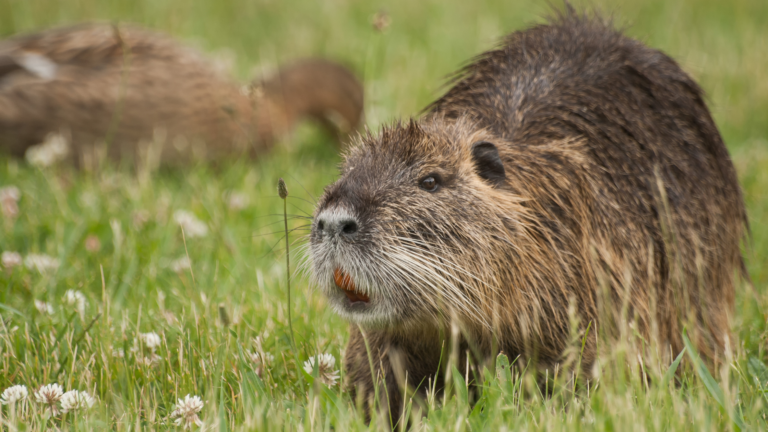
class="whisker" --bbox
[288,195,319,208]
[373,256,438,320]
[259,235,287,258]
[383,250,489,327]
[251,225,312,238]
[390,242,494,292]
[253,218,312,232]
[286,173,318,204]
[260,234,311,259]
[249,213,313,220]
[390,237,499,292]
[288,202,314,218]
[383,251,464,304]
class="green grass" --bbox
[1,0,768,430]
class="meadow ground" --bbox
[1,0,767,430]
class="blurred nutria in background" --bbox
[0,23,364,167]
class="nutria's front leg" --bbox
[344,325,444,426]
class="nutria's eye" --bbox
[419,176,439,192]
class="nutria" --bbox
[308,11,747,422]
[0,23,363,165]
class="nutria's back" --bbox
[309,12,747,421]
[0,23,248,162]
[427,12,746,361]
[429,13,744,210]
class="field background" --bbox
[1,0,767,430]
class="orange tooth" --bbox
[334,268,369,302]
[334,267,355,291]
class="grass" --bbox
[1,0,767,429]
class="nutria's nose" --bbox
[339,219,358,235]
[316,208,359,240]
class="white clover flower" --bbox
[34,383,63,416]
[131,332,163,366]
[173,210,208,238]
[2,251,22,268]
[303,353,340,386]
[25,132,70,167]
[170,256,191,273]
[170,394,204,429]
[34,300,54,315]
[0,385,28,405]
[138,332,162,351]
[60,390,95,413]
[24,253,60,273]
[63,290,88,315]
[227,191,249,211]
[0,186,20,219]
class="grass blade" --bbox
[661,347,686,388]
[682,331,746,431]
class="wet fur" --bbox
[310,11,747,423]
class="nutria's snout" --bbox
[311,205,381,318]
[315,210,359,240]
[313,207,369,303]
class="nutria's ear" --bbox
[471,141,505,187]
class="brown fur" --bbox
[309,11,747,423]
[255,58,365,144]
[0,23,364,165]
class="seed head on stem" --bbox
[278,178,295,348]
[278,178,288,199]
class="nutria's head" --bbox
[250,58,364,145]
[310,118,530,329]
